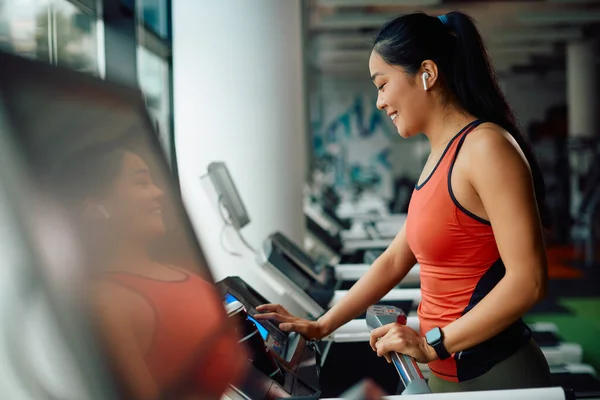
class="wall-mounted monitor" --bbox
[207,161,251,230]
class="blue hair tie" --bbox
[438,14,448,25]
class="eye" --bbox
[135,179,150,188]
[377,82,386,91]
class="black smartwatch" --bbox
[425,327,451,360]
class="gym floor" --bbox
[526,245,600,372]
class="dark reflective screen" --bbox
[0,52,248,400]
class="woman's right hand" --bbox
[254,304,327,341]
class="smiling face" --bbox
[369,51,431,138]
[100,151,166,242]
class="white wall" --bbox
[173,0,307,314]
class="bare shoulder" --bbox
[89,279,135,314]
[460,122,530,172]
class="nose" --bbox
[376,92,386,111]
[152,184,164,202]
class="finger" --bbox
[375,338,387,357]
[376,337,402,357]
[384,353,392,364]
[279,322,302,333]
[369,324,393,350]
[255,304,282,313]
[253,312,291,322]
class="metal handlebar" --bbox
[365,305,431,395]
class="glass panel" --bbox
[54,0,98,75]
[0,98,107,400]
[137,45,172,164]
[1,52,244,399]
[137,0,169,40]
[73,0,96,12]
[0,0,51,62]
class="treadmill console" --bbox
[224,292,294,361]
[270,232,331,285]
[219,277,321,400]
[261,232,337,309]
[305,215,343,254]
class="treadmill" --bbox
[304,214,421,287]
[259,231,422,320]
[258,232,584,370]
[218,277,321,399]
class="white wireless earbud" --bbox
[97,204,110,219]
[422,72,430,91]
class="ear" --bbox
[420,60,440,90]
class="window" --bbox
[0,0,51,62]
[54,0,99,74]
[137,45,172,164]
[0,0,100,75]
[137,0,170,41]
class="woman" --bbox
[55,144,248,400]
[255,11,551,393]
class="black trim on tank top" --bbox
[455,258,532,381]
[415,119,482,190]
[447,121,492,226]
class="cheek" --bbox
[394,93,426,135]
[111,190,147,221]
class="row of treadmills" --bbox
[219,182,600,399]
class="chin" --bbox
[146,223,166,239]
[397,125,419,139]
[396,127,411,139]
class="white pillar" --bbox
[173,0,307,311]
[567,39,599,138]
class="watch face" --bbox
[426,327,442,345]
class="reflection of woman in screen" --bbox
[55,145,247,400]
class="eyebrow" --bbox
[370,72,383,81]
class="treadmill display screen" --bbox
[218,277,293,360]
[224,293,269,341]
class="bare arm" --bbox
[256,223,416,339]
[317,223,417,337]
[440,127,547,354]
[371,127,548,364]
[91,284,160,400]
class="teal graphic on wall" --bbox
[313,93,397,196]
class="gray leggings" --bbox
[428,339,552,393]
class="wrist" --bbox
[424,327,452,361]
[315,316,332,339]
[422,336,438,363]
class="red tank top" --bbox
[106,268,246,397]
[405,120,530,382]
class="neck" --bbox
[94,235,153,273]
[422,103,477,152]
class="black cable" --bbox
[217,195,256,256]
[220,223,242,258]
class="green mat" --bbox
[526,298,600,371]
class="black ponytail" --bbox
[373,11,549,228]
